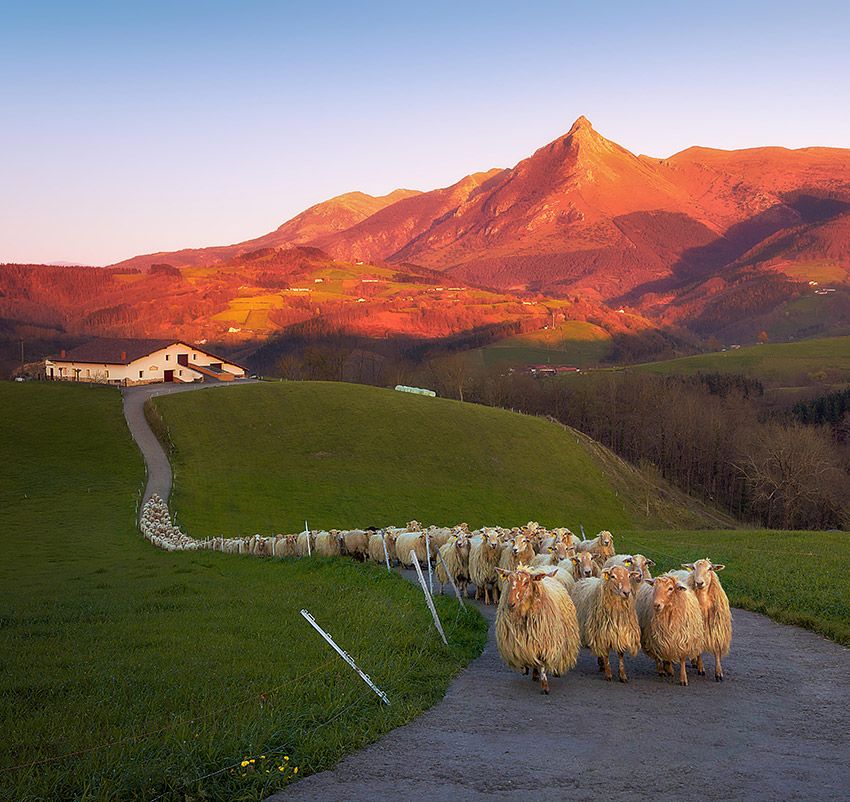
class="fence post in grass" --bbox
[305,521,311,557]
[435,548,466,608]
[381,530,391,572]
[411,550,448,645]
[300,609,390,705]
[425,531,433,595]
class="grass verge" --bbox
[0,382,487,801]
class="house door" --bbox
[164,370,174,382]
[177,353,188,366]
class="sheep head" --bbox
[496,565,555,613]
[681,558,725,591]
[645,575,689,612]
[601,565,640,599]
[571,551,597,578]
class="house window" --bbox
[179,370,183,376]
[139,371,143,378]
[105,370,109,378]
[165,354,169,361]
[193,354,197,360]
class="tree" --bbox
[757,330,769,344]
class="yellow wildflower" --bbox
[294,767,299,774]
[284,755,289,761]
[240,760,249,767]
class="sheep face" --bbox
[627,554,655,580]
[511,534,532,556]
[602,565,640,599]
[681,558,725,591]
[551,541,575,561]
[484,530,502,550]
[598,531,614,550]
[497,566,555,613]
[645,575,688,612]
[572,551,597,578]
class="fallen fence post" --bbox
[300,610,390,705]
[425,531,433,595]
[435,548,466,608]
[411,550,448,645]
[381,530,391,572]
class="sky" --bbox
[1,0,848,266]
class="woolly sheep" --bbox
[435,532,472,596]
[498,533,536,593]
[468,529,503,605]
[342,529,370,561]
[530,540,575,568]
[636,574,705,686]
[367,531,397,564]
[314,529,343,558]
[395,531,428,567]
[674,559,732,681]
[569,565,642,683]
[495,565,581,694]
[576,530,615,563]
[296,530,315,557]
[274,534,299,558]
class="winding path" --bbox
[122,380,850,802]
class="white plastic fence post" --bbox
[381,530,391,572]
[436,548,466,608]
[300,609,390,705]
[425,531,433,595]
[411,550,448,645]
[305,521,311,557]
[580,524,586,540]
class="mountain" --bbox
[111,117,850,337]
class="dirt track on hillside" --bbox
[269,589,850,802]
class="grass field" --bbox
[630,334,850,386]
[0,382,487,802]
[618,530,850,647]
[468,320,613,369]
[153,381,642,536]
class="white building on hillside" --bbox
[44,338,247,386]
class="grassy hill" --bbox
[0,382,485,802]
[465,320,613,370]
[630,335,850,387]
[152,380,726,537]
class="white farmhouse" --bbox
[44,338,247,386]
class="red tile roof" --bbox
[50,338,247,369]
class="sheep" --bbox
[674,559,732,681]
[274,534,298,558]
[498,533,536,592]
[314,529,343,558]
[636,574,705,686]
[538,527,575,554]
[342,529,370,562]
[569,565,642,683]
[295,530,315,557]
[604,553,655,581]
[553,557,577,592]
[435,532,471,596]
[495,565,581,694]
[576,530,615,563]
[395,531,428,567]
[468,529,503,605]
[571,550,601,580]
[426,527,454,553]
[367,531,397,565]
[530,540,575,568]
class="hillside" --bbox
[630,334,850,387]
[151,381,732,535]
[0,381,486,801]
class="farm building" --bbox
[44,338,247,386]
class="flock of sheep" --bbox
[139,496,731,693]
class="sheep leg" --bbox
[602,653,613,682]
[617,652,628,683]
[655,659,666,677]
[540,668,550,695]
[531,667,540,682]
[695,654,705,676]
[714,652,724,682]
[597,656,605,673]
[678,660,688,686]
[664,660,675,677]
[523,666,529,676]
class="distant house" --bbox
[526,364,580,376]
[44,338,247,386]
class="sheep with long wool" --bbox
[468,529,503,605]
[495,565,581,695]
[636,574,705,686]
[435,532,472,596]
[569,565,642,683]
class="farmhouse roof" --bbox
[49,338,247,368]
